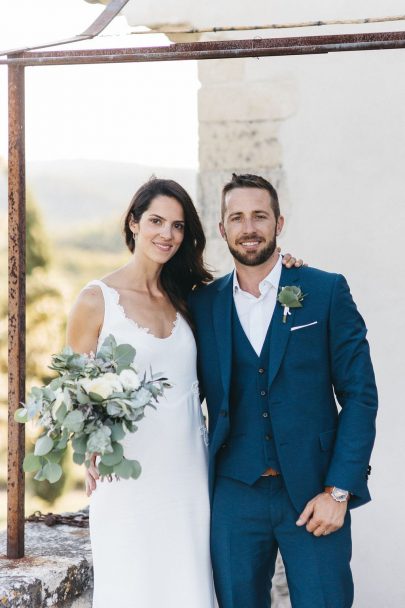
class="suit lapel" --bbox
[212,272,233,398]
[267,265,301,391]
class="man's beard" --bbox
[226,231,277,267]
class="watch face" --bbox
[332,487,349,501]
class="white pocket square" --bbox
[290,321,318,332]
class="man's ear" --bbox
[276,215,285,237]
[219,221,226,240]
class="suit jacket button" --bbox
[219,410,228,417]
[221,443,227,449]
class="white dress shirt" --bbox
[233,255,282,356]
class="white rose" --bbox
[79,378,91,393]
[51,388,65,420]
[101,372,123,393]
[83,373,122,400]
[119,369,141,391]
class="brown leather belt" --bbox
[261,467,281,477]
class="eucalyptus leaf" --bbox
[26,397,42,419]
[42,387,55,401]
[45,450,65,464]
[23,453,42,473]
[100,442,124,467]
[73,452,86,465]
[72,434,88,455]
[106,402,122,417]
[97,335,117,360]
[130,460,142,479]
[98,462,114,476]
[131,388,151,408]
[110,422,125,441]
[88,392,105,403]
[56,429,69,450]
[49,377,64,391]
[87,427,112,454]
[76,388,90,405]
[114,344,136,373]
[63,387,73,410]
[114,458,133,479]
[63,410,84,432]
[55,402,68,424]
[34,435,54,456]
[43,462,63,483]
[14,408,28,424]
[34,468,47,481]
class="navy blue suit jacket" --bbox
[189,265,378,513]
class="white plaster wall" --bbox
[277,46,405,608]
[105,1,405,605]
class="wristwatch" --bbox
[324,486,350,502]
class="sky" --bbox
[0,0,199,167]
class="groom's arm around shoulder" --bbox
[324,271,378,508]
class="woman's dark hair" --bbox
[123,177,213,325]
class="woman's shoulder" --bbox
[74,282,105,314]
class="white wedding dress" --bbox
[86,280,215,608]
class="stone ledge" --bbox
[0,514,290,607]
[0,519,93,608]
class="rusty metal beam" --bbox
[7,63,26,559]
[0,0,131,57]
[0,30,404,66]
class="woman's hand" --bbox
[85,453,100,497]
[279,247,306,268]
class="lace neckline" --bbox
[98,280,181,341]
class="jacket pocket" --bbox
[319,428,337,451]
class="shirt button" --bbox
[260,390,266,396]
[265,434,272,441]
[219,410,228,417]
[262,412,269,418]
[258,368,265,374]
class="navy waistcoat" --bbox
[216,302,281,484]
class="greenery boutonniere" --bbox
[277,286,306,323]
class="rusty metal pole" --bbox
[7,61,26,559]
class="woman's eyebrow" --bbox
[149,213,184,223]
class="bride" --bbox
[67,177,300,607]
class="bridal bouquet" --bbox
[14,335,171,484]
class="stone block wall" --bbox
[197,54,297,275]
[1,520,291,607]
[0,523,93,608]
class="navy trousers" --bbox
[211,475,354,608]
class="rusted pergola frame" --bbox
[4,25,405,559]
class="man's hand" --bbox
[85,453,100,497]
[278,246,307,268]
[296,492,348,537]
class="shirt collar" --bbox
[233,254,282,296]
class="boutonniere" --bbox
[277,286,306,323]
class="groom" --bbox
[189,173,377,608]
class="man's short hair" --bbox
[221,173,280,221]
